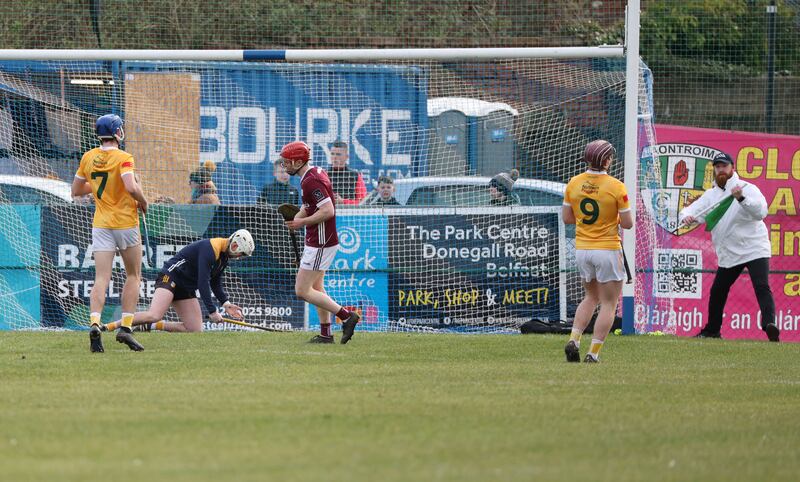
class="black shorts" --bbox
[154,272,196,301]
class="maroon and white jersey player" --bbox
[280,140,361,345]
[300,166,339,249]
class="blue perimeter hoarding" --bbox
[38,204,304,330]
[0,205,563,331]
[122,62,429,204]
[307,213,389,332]
[0,206,41,329]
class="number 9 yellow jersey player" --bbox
[561,140,633,363]
[72,114,149,353]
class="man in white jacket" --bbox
[679,152,779,342]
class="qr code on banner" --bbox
[653,249,702,299]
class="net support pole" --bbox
[622,0,640,335]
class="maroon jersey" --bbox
[300,166,339,248]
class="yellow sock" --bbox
[588,339,604,359]
[153,321,165,331]
[90,312,101,327]
[105,320,121,331]
[121,312,134,329]
[569,329,582,347]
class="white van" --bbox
[360,176,565,207]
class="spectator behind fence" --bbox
[258,159,300,206]
[328,141,366,205]
[369,175,401,206]
[489,169,519,206]
[189,161,220,205]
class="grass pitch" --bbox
[1,331,798,482]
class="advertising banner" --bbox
[308,213,390,332]
[641,124,800,341]
[387,209,563,331]
[123,62,429,204]
[0,205,41,329]
[40,205,303,330]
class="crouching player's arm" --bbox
[196,245,228,323]
[210,272,243,320]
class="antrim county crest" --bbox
[640,143,725,236]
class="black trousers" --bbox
[705,257,775,334]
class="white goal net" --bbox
[0,55,671,333]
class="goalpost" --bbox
[0,0,674,333]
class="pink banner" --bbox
[640,124,800,342]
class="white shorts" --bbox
[300,244,339,271]
[92,227,141,252]
[576,249,626,283]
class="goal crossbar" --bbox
[0,46,624,62]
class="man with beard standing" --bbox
[679,152,779,342]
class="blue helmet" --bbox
[96,114,124,142]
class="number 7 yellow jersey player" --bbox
[561,140,632,363]
[72,114,148,353]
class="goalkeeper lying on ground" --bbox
[103,230,254,333]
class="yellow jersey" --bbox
[76,147,139,229]
[564,171,630,250]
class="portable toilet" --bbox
[427,97,518,176]
[475,106,517,176]
[427,98,469,176]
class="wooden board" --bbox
[124,72,200,204]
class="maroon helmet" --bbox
[584,140,616,171]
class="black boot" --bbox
[340,312,361,345]
[116,327,145,351]
[89,325,104,353]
